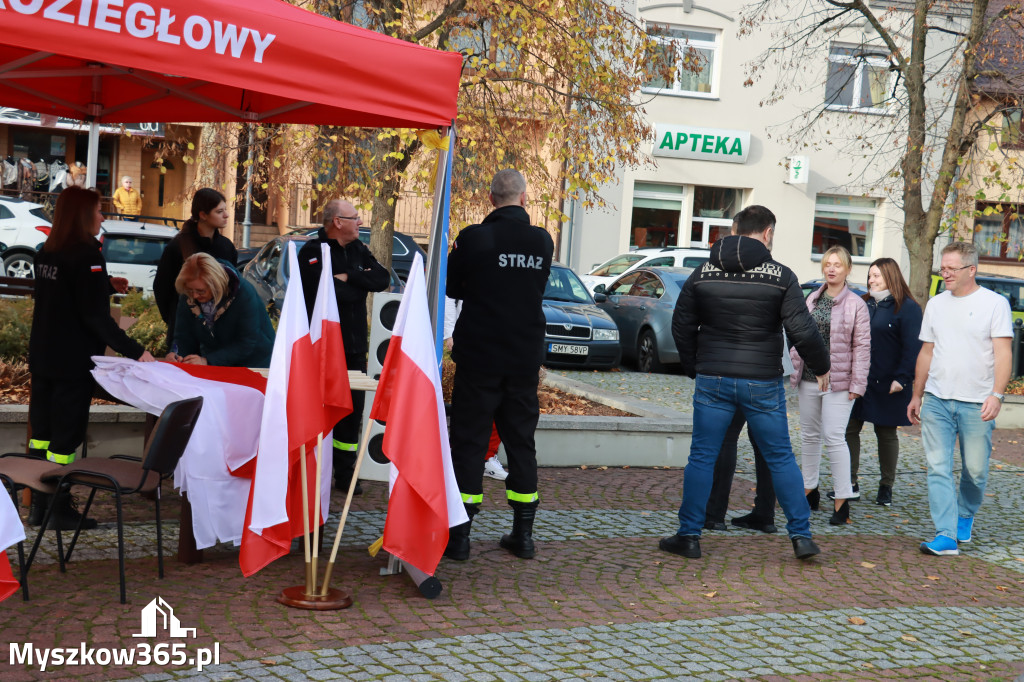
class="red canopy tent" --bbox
[0,0,462,185]
[0,0,462,596]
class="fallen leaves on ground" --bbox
[849,616,867,625]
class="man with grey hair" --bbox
[112,175,141,217]
[445,169,554,561]
[297,198,389,494]
[908,241,1012,556]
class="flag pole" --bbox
[299,443,313,595]
[310,433,324,595]
[320,418,373,596]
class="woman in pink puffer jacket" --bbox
[790,246,871,526]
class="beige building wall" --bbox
[567,1,967,286]
[954,100,1024,277]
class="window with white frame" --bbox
[643,25,720,97]
[825,45,892,112]
[1001,108,1023,147]
[630,182,684,247]
[812,195,878,257]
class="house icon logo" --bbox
[132,596,197,638]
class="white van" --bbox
[580,247,710,294]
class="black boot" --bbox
[806,487,820,511]
[444,504,478,561]
[500,500,538,559]
[27,491,50,527]
[828,500,850,526]
[48,491,97,531]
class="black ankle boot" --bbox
[27,491,50,527]
[500,500,538,559]
[806,487,820,511]
[829,499,850,526]
[48,491,98,531]
[444,503,478,561]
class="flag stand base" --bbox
[276,585,352,610]
[380,554,444,600]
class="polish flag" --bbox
[0,489,24,602]
[309,243,352,435]
[91,357,267,549]
[369,253,468,576]
[242,241,325,577]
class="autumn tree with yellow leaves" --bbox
[245,0,673,270]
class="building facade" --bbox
[0,109,200,223]
[562,1,970,287]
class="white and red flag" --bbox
[242,241,325,577]
[369,253,467,576]
[91,357,267,549]
[0,490,24,602]
[309,243,352,434]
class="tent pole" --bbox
[424,123,456,361]
[242,124,255,249]
[86,121,99,190]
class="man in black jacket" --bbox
[297,199,389,493]
[445,169,554,561]
[663,205,830,561]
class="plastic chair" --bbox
[33,397,203,604]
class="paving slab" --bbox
[1,370,1023,681]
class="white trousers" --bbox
[798,380,855,499]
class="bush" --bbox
[126,303,169,357]
[0,298,33,361]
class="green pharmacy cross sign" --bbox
[653,124,750,164]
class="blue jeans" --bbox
[921,394,994,540]
[677,375,811,538]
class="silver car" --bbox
[596,266,693,372]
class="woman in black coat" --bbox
[153,188,237,343]
[29,187,156,528]
[845,257,922,507]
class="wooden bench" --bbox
[0,276,35,298]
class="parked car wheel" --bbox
[636,328,664,373]
[3,252,34,279]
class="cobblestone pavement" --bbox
[2,370,1024,681]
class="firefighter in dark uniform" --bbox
[297,199,389,494]
[29,187,156,529]
[445,169,554,560]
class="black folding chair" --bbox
[33,397,203,603]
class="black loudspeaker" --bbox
[358,293,403,482]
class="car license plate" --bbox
[549,343,588,356]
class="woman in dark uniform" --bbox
[153,188,237,344]
[28,187,156,529]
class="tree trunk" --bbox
[369,176,399,274]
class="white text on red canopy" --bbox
[1,0,277,64]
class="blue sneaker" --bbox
[957,517,974,543]
[920,535,959,556]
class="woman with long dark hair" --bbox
[153,188,237,343]
[29,186,156,529]
[844,257,922,507]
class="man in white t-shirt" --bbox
[908,242,1012,556]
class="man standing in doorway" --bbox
[298,199,389,494]
[908,242,1012,556]
[445,169,554,561]
[665,204,830,561]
